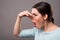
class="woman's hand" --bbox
[18,10,33,19]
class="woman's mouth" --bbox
[32,22,36,27]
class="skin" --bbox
[31,8,45,29]
[31,8,58,32]
[13,8,58,37]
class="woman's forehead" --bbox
[31,8,39,13]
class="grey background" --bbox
[0,0,60,40]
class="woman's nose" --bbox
[30,15,35,20]
[28,14,33,19]
[29,15,33,20]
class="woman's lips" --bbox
[32,22,36,27]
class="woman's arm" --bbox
[13,16,21,37]
[13,10,33,37]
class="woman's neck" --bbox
[43,22,58,32]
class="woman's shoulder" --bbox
[54,27,60,37]
[56,27,60,31]
[54,27,60,33]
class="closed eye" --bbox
[32,13,37,16]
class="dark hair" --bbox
[32,2,54,23]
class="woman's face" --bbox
[31,8,45,29]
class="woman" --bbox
[13,2,60,40]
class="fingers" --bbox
[18,10,33,19]
[25,10,32,16]
[24,10,30,16]
[25,10,33,19]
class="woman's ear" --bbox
[43,14,48,20]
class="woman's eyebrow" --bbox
[32,13,35,14]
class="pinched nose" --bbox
[29,15,33,19]
[28,14,34,19]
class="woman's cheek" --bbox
[35,16,42,23]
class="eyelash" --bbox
[33,14,37,16]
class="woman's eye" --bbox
[33,13,37,16]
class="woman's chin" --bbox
[35,26,42,29]
[33,24,36,27]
